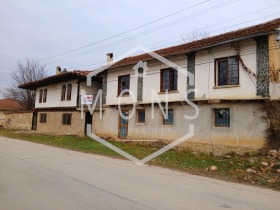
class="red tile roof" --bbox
[0,99,21,111]
[111,18,280,68]
[19,70,94,90]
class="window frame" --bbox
[215,56,239,87]
[61,85,66,101]
[162,109,174,125]
[40,113,47,123]
[66,84,72,100]
[118,74,130,96]
[43,89,47,103]
[160,68,178,92]
[62,113,72,125]
[137,109,145,124]
[39,89,43,103]
[213,108,230,127]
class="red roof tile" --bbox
[112,18,280,68]
[19,70,94,90]
[0,99,21,110]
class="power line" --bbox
[37,0,210,62]
[42,0,239,66]
[71,12,280,70]
[44,1,280,68]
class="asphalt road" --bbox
[0,136,280,210]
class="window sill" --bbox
[213,85,240,89]
[158,91,179,94]
[161,124,173,127]
[136,122,145,125]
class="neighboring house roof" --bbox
[111,18,280,68]
[0,99,21,111]
[19,70,101,90]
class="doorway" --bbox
[84,111,93,135]
[118,110,129,139]
[31,112,37,130]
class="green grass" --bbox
[0,128,279,190]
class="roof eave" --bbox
[109,30,277,69]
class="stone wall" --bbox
[0,111,5,127]
[4,111,33,130]
[36,111,85,136]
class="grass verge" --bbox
[0,128,279,190]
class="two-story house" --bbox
[19,67,102,136]
[92,18,280,152]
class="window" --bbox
[118,74,130,95]
[163,109,174,125]
[61,85,66,101]
[137,110,145,123]
[216,57,239,86]
[62,114,72,125]
[160,68,178,92]
[214,108,230,127]
[43,89,47,103]
[67,84,72,100]
[40,113,47,123]
[39,89,43,103]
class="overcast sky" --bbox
[0,0,279,89]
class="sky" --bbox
[0,0,280,90]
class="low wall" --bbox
[0,111,5,127]
[4,111,33,130]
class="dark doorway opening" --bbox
[31,112,37,130]
[84,111,93,135]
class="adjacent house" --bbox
[19,18,280,153]
[0,99,22,127]
[19,67,102,136]
[91,18,280,152]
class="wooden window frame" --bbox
[118,74,130,96]
[62,113,72,125]
[40,113,47,123]
[160,68,178,92]
[213,108,230,127]
[43,89,47,103]
[67,84,72,100]
[39,89,43,103]
[162,109,174,125]
[215,56,239,87]
[137,109,145,123]
[61,85,66,101]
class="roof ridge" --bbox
[112,17,280,68]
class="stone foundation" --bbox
[93,102,266,153]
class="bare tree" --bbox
[181,27,210,43]
[1,58,47,110]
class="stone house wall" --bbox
[36,111,85,136]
